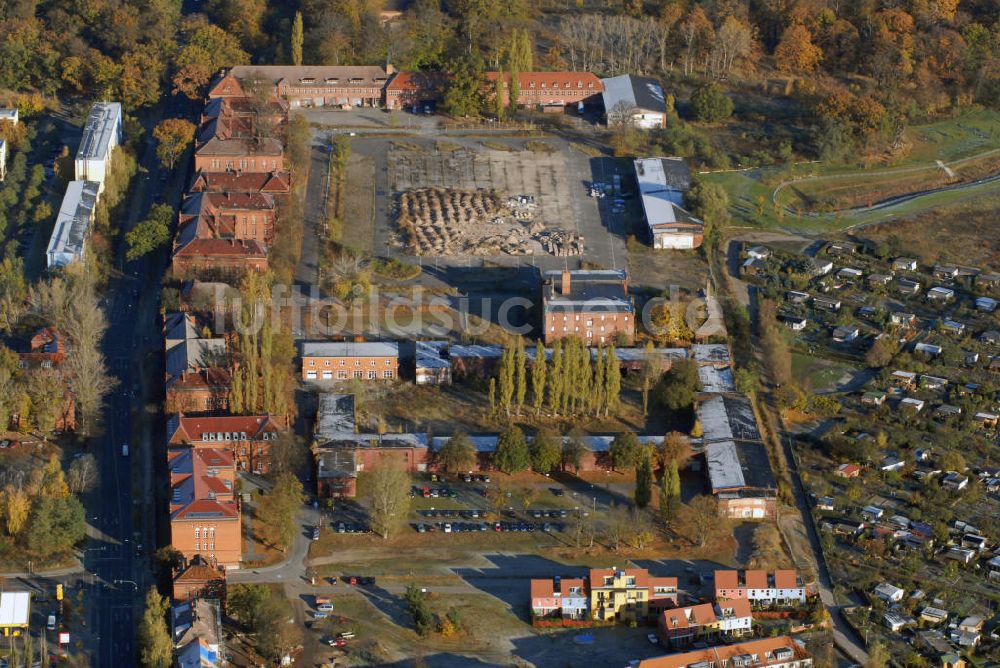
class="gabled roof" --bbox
[601,74,666,113]
[167,414,285,444]
[190,170,291,194]
[714,570,739,590]
[173,237,267,259]
[744,569,768,589]
[196,136,283,158]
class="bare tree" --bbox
[369,458,411,539]
[67,454,100,494]
[30,269,117,435]
[602,506,632,551]
[678,495,719,548]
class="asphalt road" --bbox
[80,91,194,666]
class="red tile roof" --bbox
[168,414,285,444]
[714,570,739,590]
[385,71,446,92]
[173,238,267,258]
[744,569,768,589]
[638,636,811,668]
[773,570,799,589]
[485,71,602,90]
[717,597,752,618]
[190,170,291,194]
[173,498,239,521]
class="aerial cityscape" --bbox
[0,1,998,667]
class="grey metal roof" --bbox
[705,440,777,493]
[302,341,399,358]
[691,344,731,366]
[698,394,761,444]
[415,341,451,369]
[698,365,735,394]
[315,393,356,439]
[47,180,100,268]
[77,102,121,161]
[601,74,666,113]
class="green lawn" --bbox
[790,353,858,393]
[705,109,1000,233]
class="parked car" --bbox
[647,633,659,645]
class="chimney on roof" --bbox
[386,62,396,75]
[561,271,571,296]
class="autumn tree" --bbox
[369,458,411,539]
[659,432,693,470]
[256,473,304,550]
[290,11,304,66]
[153,118,196,171]
[531,340,546,414]
[173,24,250,98]
[138,588,172,668]
[865,336,898,368]
[514,337,527,413]
[0,487,30,536]
[774,24,823,74]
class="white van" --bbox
[47,614,56,631]
[121,443,129,457]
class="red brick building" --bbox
[179,191,277,246]
[189,170,291,195]
[168,447,241,569]
[210,65,393,109]
[193,137,284,174]
[540,270,635,345]
[172,555,227,602]
[384,71,446,110]
[171,238,268,279]
[167,414,287,475]
[485,71,603,110]
[165,368,232,414]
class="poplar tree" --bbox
[547,339,563,413]
[635,451,653,508]
[592,346,605,415]
[604,347,621,416]
[488,377,497,415]
[514,337,527,414]
[498,347,515,418]
[493,75,506,120]
[658,475,672,526]
[291,11,304,66]
[531,340,546,415]
[664,460,681,522]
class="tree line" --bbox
[489,337,622,420]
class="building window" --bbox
[337,371,347,379]
[586,320,593,326]
[195,542,200,551]
[368,370,376,379]
[383,370,393,378]
[354,371,363,378]
[370,360,376,366]
[339,360,345,366]
[324,360,331,366]
[354,360,360,366]
[194,528,200,539]
[385,360,392,366]
[309,360,315,366]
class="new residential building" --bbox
[46,179,100,269]
[714,570,807,606]
[588,567,679,622]
[75,102,122,188]
[637,636,813,668]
